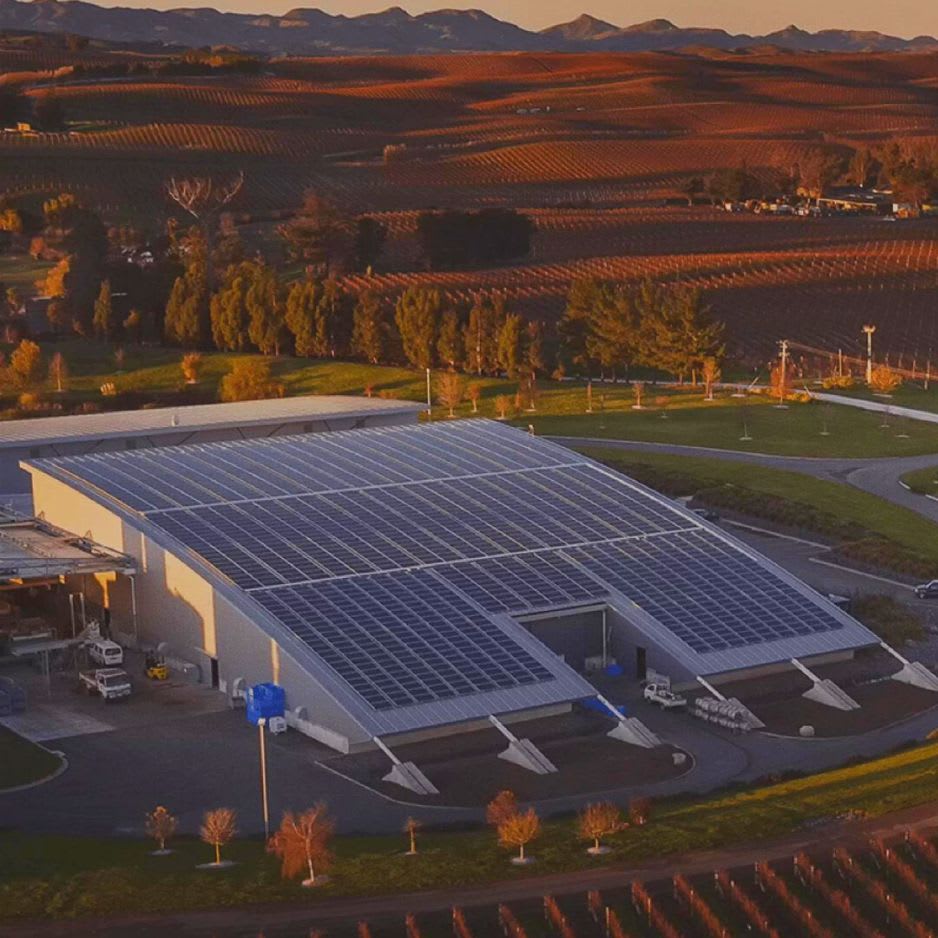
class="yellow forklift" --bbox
[144,652,168,681]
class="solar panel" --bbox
[433,551,605,614]
[45,419,588,513]
[146,463,693,589]
[252,571,556,711]
[568,530,845,655]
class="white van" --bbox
[88,639,123,667]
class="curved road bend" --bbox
[548,436,938,525]
[7,801,938,938]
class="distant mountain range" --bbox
[1,0,937,56]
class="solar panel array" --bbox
[46,420,580,512]
[152,465,691,590]
[41,419,876,729]
[254,571,554,711]
[569,530,846,654]
[434,552,604,614]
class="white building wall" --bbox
[27,466,371,751]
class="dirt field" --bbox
[4,48,938,360]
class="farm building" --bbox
[22,418,915,781]
[0,395,422,507]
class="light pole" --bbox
[862,324,876,385]
[776,339,789,407]
[257,717,269,840]
[425,367,432,417]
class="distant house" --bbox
[817,187,892,215]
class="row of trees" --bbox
[159,260,725,386]
[695,139,938,209]
[144,789,653,881]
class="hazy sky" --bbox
[97,0,938,36]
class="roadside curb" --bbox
[0,749,68,795]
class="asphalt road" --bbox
[550,435,938,525]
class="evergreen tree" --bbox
[496,312,525,378]
[395,286,440,370]
[284,278,320,358]
[558,278,601,375]
[92,279,117,340]
[164,229,209,347]
[437,308,462,370]
[586,283,638,379]
[463,294,505,375]
[246,263,285,355]
[210,262,254,352]
[350,290,389,364]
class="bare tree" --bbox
[181,352,203,385]
[403,816,422,856]
[497,808,540,864]
[629,796,652,826]
[436,370,465,418]
[48,351,68,393]
[702,356,721,401]
[165,172,244,223]
[200,807,237,866]
[145,805,177,855]
[486,790,518,828]
[267,804,334,886]
[578,802,623,855]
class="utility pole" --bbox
[862,324,876,385]
[258,718,270,840]
[777,339,789,407]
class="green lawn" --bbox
[518,390,938,458]
[0,255,54,292]
[581,448,938,565]
[10,340,938,460]
[2,740,938,921]
[0,726,62,791]
[901,464,938,495]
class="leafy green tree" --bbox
[395,286,440,370]
[9,339,42,389]
[164,229,209,347]
[586,283,638,379]
[496,312,525,378]
[464,294,505,375]
[246,264,285,355]
[92,279,118,341]
[640,284,724,383]
[437,308,462,370]
[558,278,601,375]
[350,290,390,364]
[210,262,253,352]
[278,192,350,274]
[285,278,348,358]
[219,358,280,402]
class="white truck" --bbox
[80,668,132,702]
[643,683,687,710]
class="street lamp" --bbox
[257,717,270,840]
[862,324,876,385]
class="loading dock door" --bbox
[636,646,647,681]
[210,657,220,689]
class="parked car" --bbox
[913,580,938,599]
[87,639,123,666]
